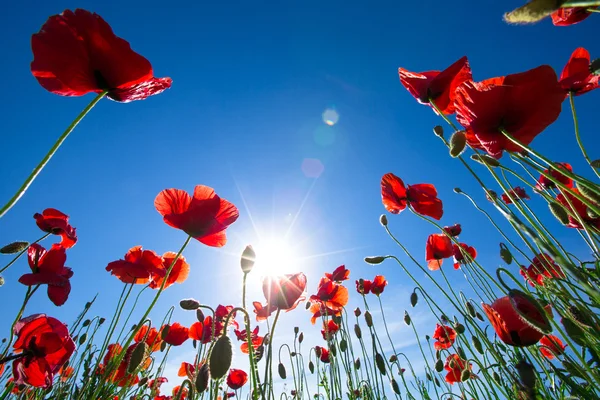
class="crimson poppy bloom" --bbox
[321,319,340,340]
[455,66,565,159]
[539,335,566,359]
[178,361,198,379]
[324,265,350,282]
[162,323,189,346]
[18,244,73,306]
[356,279,373,295]
[310,277,349,310]
[398,56,472,115]
[370,275,387,296]
[482,292,551,347]
[559,48,599,95]
[551,7,596,26]
[149,252,190,289]
[452,243,477,270]
[234,326,264,354]
[102,343,149,387]
[443,224,462,237]
[253,301,276,321]
[314,346,331,363]
[172,385,189,399]
[215,304,238,328]
[262,273,307,312]
[519,253,565,287]
[134,325,162,352]
[433,324,457,350]
[381,173,443,220]
[105,246,165,284]
[59,365,74,382]
[556,188,600,229]
[155,185,239,247]
[34,208,77,249]
[31,9,171,102]
[536,162,573,189]
[444,354,473,384]
[501,187,530,204]
[12,314,75,388]
[426,234,454,270]
[309,302,342,325]
[226,369,248,390]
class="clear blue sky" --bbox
[0,0,598,393]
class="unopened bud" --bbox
[0,241,29,254]
[590,58,600,76]
[298,332,304,343]
[449,130,467,157]
[471,154,500,167]
[354,307,361,317]
[241,245,256,274]
[433,125,444,137]
[435,359,443,372]
[389,354,397,363]
[278,363,287,379]
[404,311,411,326]
[410,291,418,307]
[354,358,361,370]
[499,243,512,265]
[380,214,388,226]
[364,311,373,327]
[196,308,205,322]
[454,323,465,334]
[364,256,385,265]
[354,324,362,339]
[209,335,232,380]
[375,353,386,375]
[294,326,299,335]
[180,298,201,310]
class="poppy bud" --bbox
[138,377,148,386]
[404,311,411,326]
[241,245,256,274]
[82,319,91,327]
[591,159,600,169]
[389,354,397,363]
[340,339,348,352]
[380,214,388,226]
[298,332,304,343]
[466,301,476,318]
[472,154,501,167]
[503,0,560,24]
[440,314,449,324]
[454,323,465,334]
[209,335,233,380]
[99,318,106,325]
[576,183,600,205]
[0,241,29,254]
[433,125,444,137]
[294,326,299,335]
[305,301,311,310]
[499,243,512,265]
[461,370,470,381]
[354,307,361,317]
[195,363,210,393]
[354,358,361,370]
[453,187,462,193]
[255,345,265,362]
[354,324,362,339]
[278,363,287,379]
[426,372,432,381]
[425,335,430,341]
[364,311,373,327]
[472,336,483,354]
[410,291,418,307]
[364,256,385,265]
[375,353,386,375]
[79,333,87,345]
[391,378,400,394]
[180,298,201,310]
[435,359,443,372]
[161,325,170,340]
[515,360,536,391]
[456,346,466,360]
[449,130,467,157]
[493,371,501,384]
[547,202,569,225]
[475,312,485,322]
[330,343,337,357]
[308,361,315,374]
[196,309,205,322]
[160,341,167,352]
[128,342,147,373]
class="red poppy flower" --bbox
[455,66,565,159]
[556,188,600,229]
[105,246,165,284]
[314,346,331,363]
[444,354,473,384]
[309,302,342,325]
[155,185,239,247]
[443,224,462,237]
[148,376,168,393]
[536,162,573,190]
[103,343,147,387]
[226,369,248,390]
[19,244,73,306]
[31,9,171,102]
[310,277,348,310]
[324,265,350,282]
[520,253,565,287]
[178,361,197,379]
[59,365,74,382]
[433,324,457,350]
[215,305,238,328]
[252,301,275,321]
[381,173,443,220]
[502,187,530,204]
[398,56,472,115]
[356,279,372,295]
[426,234,454,270]
[559,47,600,95]
[262,273,307,311]
[172,385,189,399]
[234,326,264,354]
[12,314,75,388]
[149,252,190,289]
[134,325,162,352]
[162,323,189,346]
[34,208,77,248]
[539,335,566,359]
[551,7,596,26]
[482,293,551,347]
[321,319,340,340]
[370,275,388,296]
[452,243,477,270]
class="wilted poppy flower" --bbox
[433,324,457,350]
[556,188,600,229]
[226,369,248,390]
[370,275,387,296]
[502,187,530,204]
[262,273,307,312]
[321,319,340,340]
[398,56,472,115]
[355,279,372,295]
[381,173,443,220]
[536,162,573,189]
[19,244,73,306]
[105,246,165,284]
[551,7,596,26]
[539,335,566,359]
[444,354,473,384]
[452,243,477,269]
[149,252,190,289]
[482,292,551,346]
[559,48,599,96]
[455,65,565,159]
[155,185,239,247]
[310,277,349,310]
[426,234,454,270]
[134,325,162,352]
[162,323,189,346]
[314,346,331,363]
[520,253,565,287]
[324,265,350,282]
[34,208,77,248]
[31,9,171,102]
[443,224,462,237]
[12,314,75,388]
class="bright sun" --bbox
[252,238,297,276]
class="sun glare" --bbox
[252,238,297,276]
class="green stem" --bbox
[1,285,39,357]
[569,93,599,178]
[264,309,281,399]
[0,233,50,274]
[0,92,107,218]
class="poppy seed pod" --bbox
[240,245,256,274]
[209,335,232,380]
[0,241,29,254]
[298,332,304,343]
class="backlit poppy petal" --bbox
[551,7,596,26]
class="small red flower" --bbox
[19,244,73,306]
[12,314,75,388]
[162,323,189,346]
[398,56,472,115]
[560,47,600,96]
[105,246,165,284]
[189,316,222,344]
[314,346,331,363]
[309,302,342,325]
[226,369,248,390]
[253,301,276,322]
[31,9,171,102]
[556,188,600,230]
[321,319,340,340]
[262,273,307,312]
[444,354,472,384]
[455,66,565,159]
[452,243,477,270]
[426,234,454,270]
[155,185,239,247]
[355,279,372,295]
[234,326,264,354]
[551,7,596,26]
[59,366,74,382]
[443,224,462,237]
[172,385,189,399]
[501,187,530,204]
[381,173,443,220]
[370,275,388,296]
[310,277,349,310]
[536,162,573,189]
[433,324,457,350]
[482,293,550,347]
[520,253,565,287]
[178,361,197,379]
[34,208,77,248]
[539,335,566,359]
[149,252,190,289]
[324,265,350,282]
[134,325,162,352]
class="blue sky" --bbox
[0,0,599,395]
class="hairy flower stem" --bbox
[569,94,599,178]
[264,309,281,399]
[0,92,107,219]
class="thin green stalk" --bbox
[2,285,40,357]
